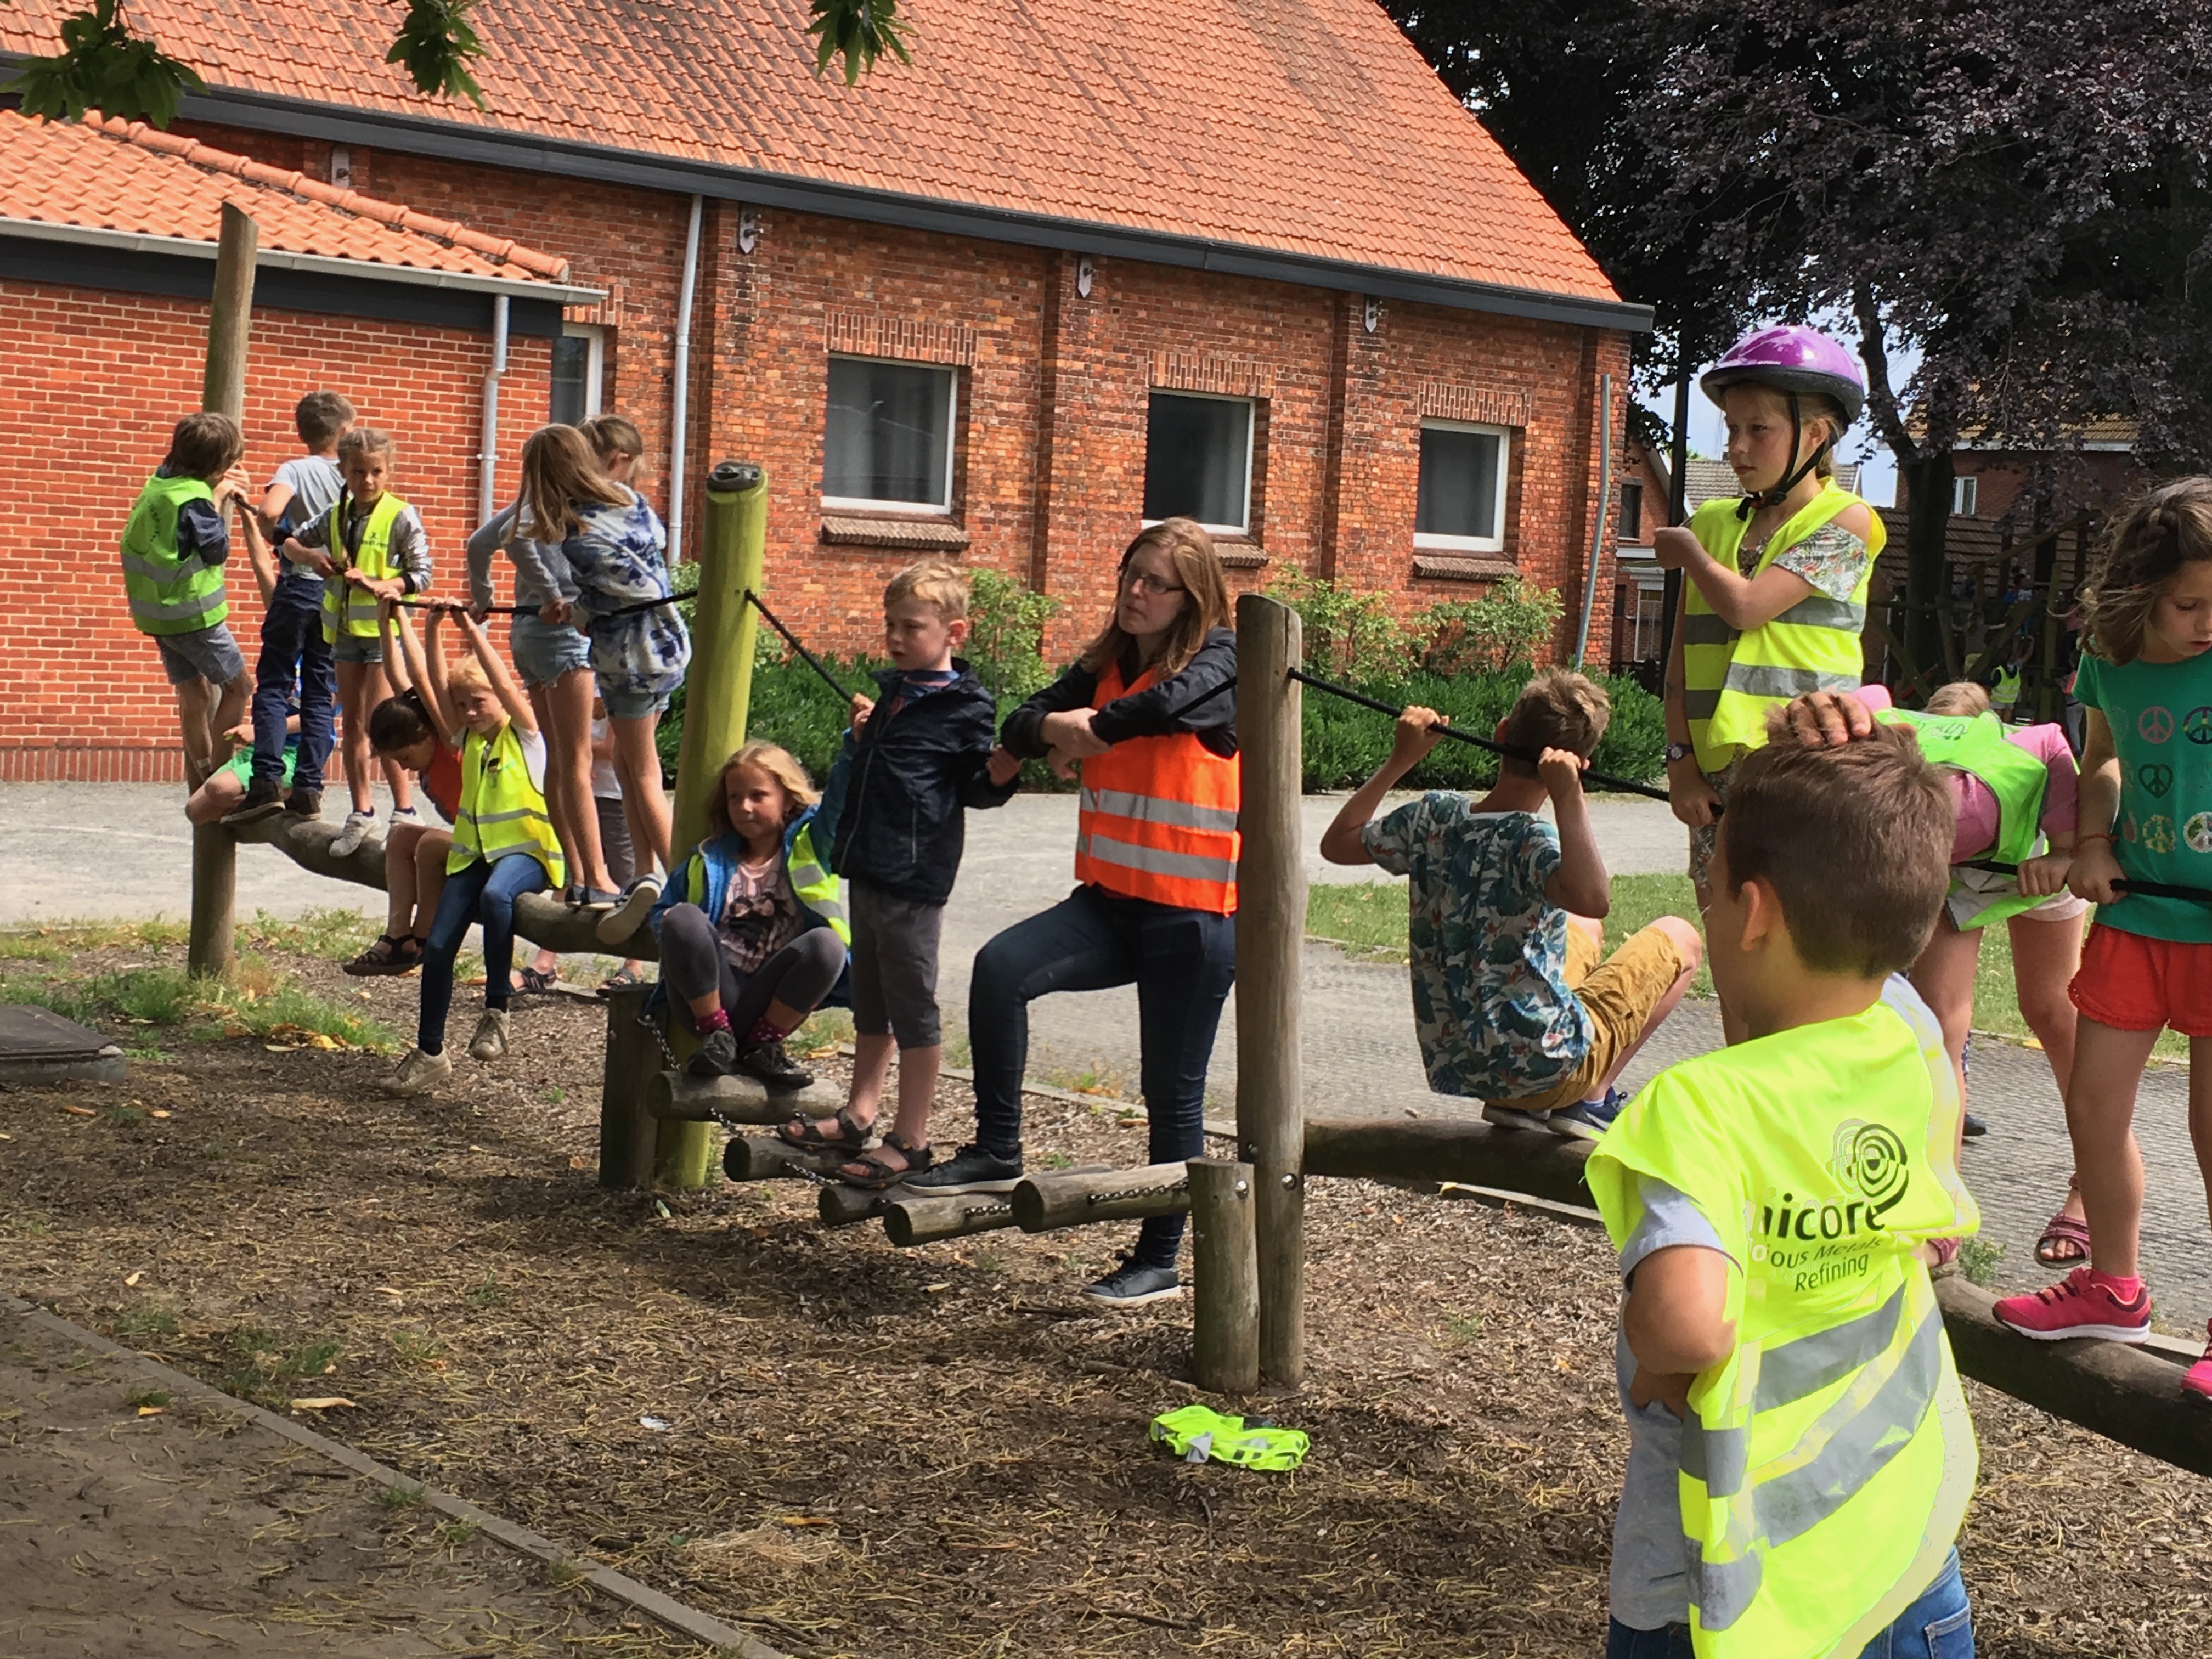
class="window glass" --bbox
[1416,424,1506,544]
[1620,479,1644,542]
[551,329,600,428]
[1143,393,1252,531]
[825,358,955,508]
[1951,475,1978,516]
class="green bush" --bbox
[1416,575,1565,675]
[1264,565,1417,683]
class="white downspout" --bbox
[478,293,510,524]
[1575,370,1615,668]
[667,194,704,565]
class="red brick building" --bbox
[2,0,1649,778]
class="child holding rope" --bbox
[1989,479,2212,1403]
[1320,672,1702,1137]
[1589,723,1979,1659]
[382,607,563,1097]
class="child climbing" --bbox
[1991,478,2212,1405]
[645,743,849,1088]
[1588,721,1979,1659]
[381,607,563,1097]
[1319,671,1702,1138]
[521,701,648,994]
[120,410,255,788]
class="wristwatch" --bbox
[1664,741,1695,764]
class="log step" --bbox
[646,1070,842,1122]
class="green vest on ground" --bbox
[120,473,229,637]
[678,825,853,947]
[448,720,565,888]
[318,492,408,642]
[1683,484,1883,775]
[1587,994,1979,1659]
[1880,708,2053,929]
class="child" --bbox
[521,699,648,992]
[1319,671,1702,1137]
[1993,478,2212,1404]
[645,743,848,1088]
[775,560,1013,1184]
[1588,724,1979,1658]
[120,411,255,788]
[187,706,297,825]
[281,427,431,857]
[226,391,353,825]
[381,607,563,1097]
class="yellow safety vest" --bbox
[676,822,852,947]
[1683,484,1883,775]
[1587,988,1979,1659]
[120,473,229,636]
[447,720,565,887]
[318,492,409,642]
[1991,665,2022,712]
[1880,709,2056,930]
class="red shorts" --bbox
[2069,923,2212,1038]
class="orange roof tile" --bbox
[0,0,1624,311]
[0,106,570,280]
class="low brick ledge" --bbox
[1412,554,1516,583]
[819,514,972,552]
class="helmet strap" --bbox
[1739,389,1832,518]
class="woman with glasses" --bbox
[901,517,1239,1306]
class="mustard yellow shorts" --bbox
[1499,923,1690,1113]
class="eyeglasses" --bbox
[1121,567,1186,596]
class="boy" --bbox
[775,560,1014,1181]
[1587,724,1980,1658]
[227,391,353,825]
[1319,670,1702,1136]
[121,411,255,788]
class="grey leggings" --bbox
[658,902,844,1030]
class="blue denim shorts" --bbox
[1605,1549,1971,1659]
[155,622,246,686]
[599,682,672,720]
[329,630,384,665]
[509,613,592,689]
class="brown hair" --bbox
[2080,476,2212,664]
[1499,669,1610,777]
[580,413,644,464]
[338,426,396,466]
[1079,518,1232,680]
[1923,681,1991,718]
[165,411,244,480]
[706,741,818,838]
[885,558,970,622]
[517,424,628,541]
[295,391,356,450]
[1719,722,1953,977]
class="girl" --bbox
[1993,478,2212,1405]
[381,607,565,1097]
[645,743,848,1088]
[901,518,1239,1307]
[521,699,648,992]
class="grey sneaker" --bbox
[1085,1257,1183,1308]
[686,1027,738,1079]
[901,1143,1023,1195]
[330,809,377,857]
[381,1046,452,1097]
[596,876,663,946]
[467,1008,510,1063]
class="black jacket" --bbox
[998,627,1239,761]
[826,659,1014,906]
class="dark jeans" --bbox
[969,884,1235,1268]
[1604,1549,1972,1659]
[417,854,549,1053]
[658,903,845,1031]
[253,596,336,793]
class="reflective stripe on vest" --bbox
[1071,661,1240,913]
[318,492,409,640]
[786,822,852,945]
[447,721,565,887]
[1681,484,1883,773]
[1879,708,2057,930]
[120,473,229,637]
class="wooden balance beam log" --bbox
[645,1070,842,1124]
[879,1164,1186,1247]
[821,1162,1119,1231]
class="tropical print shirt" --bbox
[566,489,692,699]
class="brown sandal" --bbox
[839,1133,935,1190]
[777,1104,871,1152]
[2034,1176,2091,1267]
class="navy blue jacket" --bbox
[998,627,1239,760]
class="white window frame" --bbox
[1952,474,1979,516]
[552,323,605,425]
[820,353,960,516]
[1140,390,1257,539]
[1413,419,1513,554]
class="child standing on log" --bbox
[1588,723,1980,1659]
[1319,671,1702,1137]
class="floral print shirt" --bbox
[565,489,692,699]
[1740,518,1871,601]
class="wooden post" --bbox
[1188,1157,1259,1395]
[1234,592,1306,1389]
[596,982,661,1189]
[188,204,259,979]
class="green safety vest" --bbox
[1880,708,2054,930]
[679,823,851,947]
[120,473,229,637]
[1683,485,1884,775]
[1149,1404,1309,1471]
[1587,992,1979,1659]
[318,492,409,642]
[447,720,566,887]
[1991,665,2022,710]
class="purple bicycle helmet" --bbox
[1700,325,1866,515]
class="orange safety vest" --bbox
[1073,660,1240,914]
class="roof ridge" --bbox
[80,110,568,280]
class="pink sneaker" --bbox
[1993,1267,2152,1342]
[2186,1322,2212,1403]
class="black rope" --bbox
[385,586,698,621]
[743,588,857,703]
[1957,857,2212,907]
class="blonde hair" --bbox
[580,413,644,465]
[885,558,970,622]
[445,656,489,697]
[2080,477,2212,664]
[1500,669,1611,777]
[1924,681,1990,717]
[708,742,817,837]
[518,424,628,541]
[1080,518,1233,680]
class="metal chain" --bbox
[630,999,837,1184]
[961,1200,1015,1220]
[1085,1177,1190,1206]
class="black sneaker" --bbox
[734,1037,813,1090]
[686,1028,737,1079]
[1962,1111,1988,1140]
[1085,1256,1183,1308]
[283,788,323,819]
[222,779,286,826]
[902,1143,1024,1195]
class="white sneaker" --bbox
[330,809,377,857]
[468,1008,510,1063]
[381,1046,452,1097]
[595,875,664,946]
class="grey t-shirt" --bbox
[467,500,578,611]
[269,455,343,604]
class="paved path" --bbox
[5,784,2206,1330]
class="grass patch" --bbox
[113,1305,180,1340]
[1959,1237,2007,1290]
[218,1324,344,1408]
[793,1006,854,1058]
[126,1388,172,1410]
[0,918,189,958]
[379,1483,426,1510]
[238,908,379,961]
[0,961,398,1054]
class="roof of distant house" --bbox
[1681,458,1863,510]
[0,0,1638,323]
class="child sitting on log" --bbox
[1319,670,1701,1136]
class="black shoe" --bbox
[734,1037,813,1090]
[686,1028,738,1079]
[1962,1111,1988,1140]
[222,779,286,826]
[283,788,323,819]
[1085,1255,1183,1308]
[901,1143,1023,1195]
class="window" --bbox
[823,356,957,512]
[1952,474,1979,516]
[1619,479,1645,543]
[550,325,603,427]
[1142,392,1254,534]
[1415,421,1511,551]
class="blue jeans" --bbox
[417,854,550,1053]
[252,596,336,793]
[1605,1550,1972,1659]
[969,883,1235,1268]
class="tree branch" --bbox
[1852,283,1922,467]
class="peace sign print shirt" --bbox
[2075,650,2212,943]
